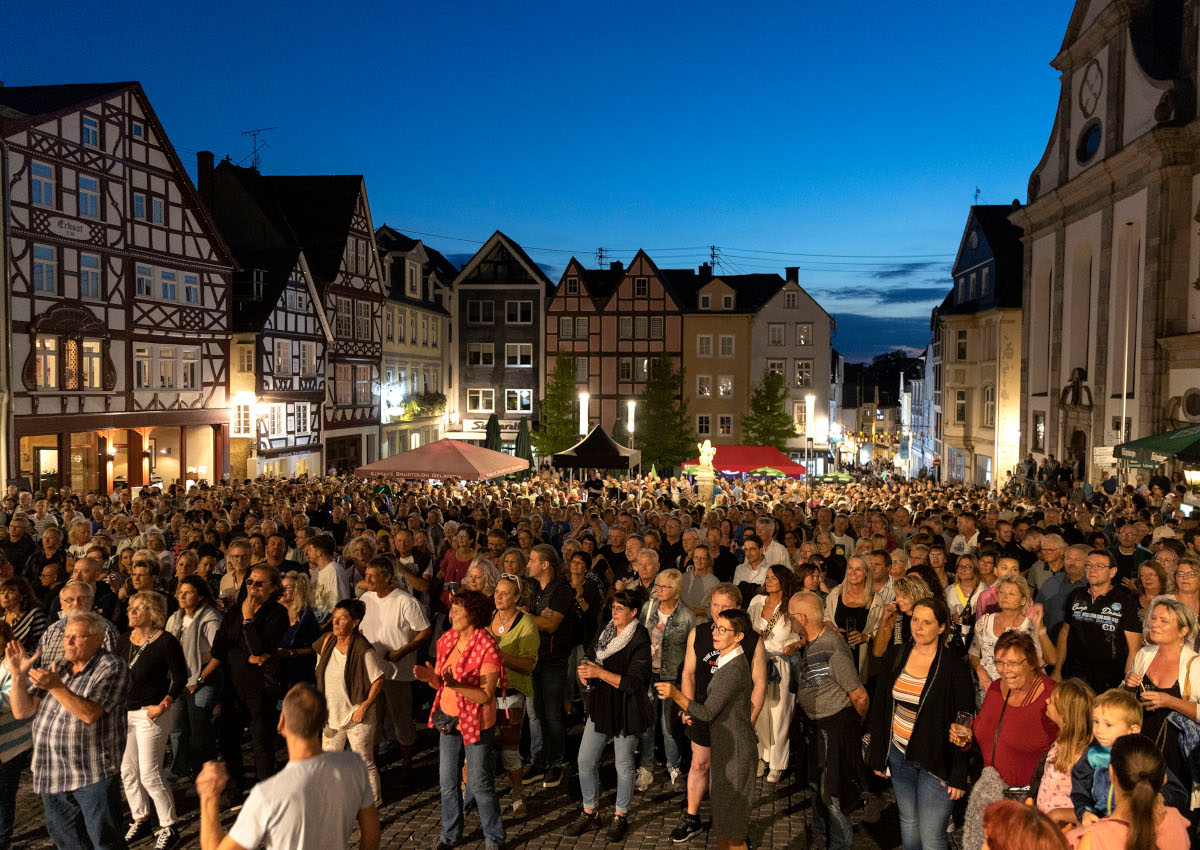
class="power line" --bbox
[724,246,955,259]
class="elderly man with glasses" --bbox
[1026,533,1066,594]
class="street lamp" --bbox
[627,400,637,444]
[804,394,816,485]
[579,391,590,437]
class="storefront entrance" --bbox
[326,436,361,475]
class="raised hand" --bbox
[5,642,38,679]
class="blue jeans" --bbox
[0,751,28,849]
[530,658,568,765]
[638,677,683,771]
[888,744,954,850]
[577,718,637,815]
[807,777,853,850]
[169,681,219,780]
[439,726,504,848]
[42,775,128,850]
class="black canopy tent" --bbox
[552,425,641,471]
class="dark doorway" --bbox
[325,436,362,474]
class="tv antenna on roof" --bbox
[240,126,277,170]
[974,186,982,204]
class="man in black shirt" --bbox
[1054,549,1141,693]
[704,527,738,583]
[519,545,577,789]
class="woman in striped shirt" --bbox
[867,595,975,850]
[0,619,32,849]
[0,578,46,654]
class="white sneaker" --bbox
[756,760,768,778]
[635,766,654,791]
[767,769,783,783]
[668,767,682,787]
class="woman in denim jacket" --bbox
[637,567,696,790]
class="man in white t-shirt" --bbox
[306,532,352,609]
[197,683,380,850]
[756,518,790,568]
[360,561,431,768]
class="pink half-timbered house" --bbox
[0,82,235,492]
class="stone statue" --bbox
[698,439,716,470]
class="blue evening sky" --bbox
[4,1,1074,361]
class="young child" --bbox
[975,555,1021,617]
[1033,677,1095,826]
[1070,688,1141,825]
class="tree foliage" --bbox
[635,356,694,473]
[742,371,798,451]
[533,356,579,458]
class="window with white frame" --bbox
[983,385,995,427]
[131,120,144,139]
[81,115,99,147]
[300,342,317,376]
[574,357,588,383]
[718,335,734,357]
[385,307,395,342]
[559,316,573,339]
[31,162,54,207]
[151,197,164,225]
[76,253,100,299]
[697,375,712,397]
[575,316,588,337]
[78,176,99,219]
[468,343,494,366]
[421,315,428,345]
[650,316,663,339]
[506,343,533,367]
[634,277,648,296]
[634,316,648,339]
[697,334,712,357]
[158,348,176,389]
[697,415,711,436]
[722,295,734,309]
[135,265,152,297]
[634,357,649,382]
[467,300,493,324]
[267,403,286,437]
[233,403,252,437]
[784,292,798,309]
[396,309,406,343]
[35,337,56,389]
[238,345,254,373]
[700,294,711,309]
[406,263,419,297]
[81,340,102,389]
[33,245,57,293]
[468,388,494,413]
[182,349,199,390]
[133,192,146,220]
[355,240,367,275]
[409,313,416,343]
[766,359,785,375]
[431,319,439,347]
[565,277,578,295]
[793,402,807,435]
[184,273,199,305]
[619,316,633,339]
[286,288,307,312]
[505,301,532,324]
[274,340,292,376]
[355,365,371,404]
[956,329,968,360]
[718,375,733,398]
[295,402,312,435]
[159,270,176,301]
[335,297,352,338]
[134,346,152,389]
[335,364,352,405]
[795,323,813,346]
[619,358,633,381]
[767,324,784,346]
[795,359,813,388]
[506,389,533,413]
[955,390,967,424]
[356,301,372,339]
[719,415,732,436]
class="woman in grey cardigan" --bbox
[655,608,757,850]
[165,575,223,780]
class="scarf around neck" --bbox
[595,618,638,663]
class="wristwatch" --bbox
[195,676,206,687]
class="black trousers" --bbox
[219,686,280,786]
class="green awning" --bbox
[1113,425,1200,466]
[748,467,786,478]
[816,472,854,483]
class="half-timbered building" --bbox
[198,158,385,474]
[197,157,331,479]
[0,82,235,492]
[375,225,456,455]
[445,231,551,446]
[547,251,690,434]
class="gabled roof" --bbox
[689,273,786,313]
[258,175,364,284]
[375,225,459,283]
[0,81,135,119]
[945,204,1023,315]
[453,230,553,294]
[555,258,625,304]
[230,246,303,332]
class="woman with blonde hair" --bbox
[824,555,887,680]
[277,570,321,692]
[969,574,1056,693]
[465,557,501,597]
[872,573,933,658]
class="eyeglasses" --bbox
[994,659,1028,669]
[244,579,269,588]
[1177,571,1198,579]
[712,625,735,636]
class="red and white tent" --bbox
[354,439,528,482]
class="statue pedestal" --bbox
[696,469,715,507]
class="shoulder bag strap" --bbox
[991,688,1013,765]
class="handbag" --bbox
[1165,655,1200,759]
[430,706,460,735]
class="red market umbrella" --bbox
[681,445,807,476]
[354,439,528,482]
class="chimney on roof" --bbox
[698,262,711,281]
[196,151,215,210]
[609,261,624,274]
[785,266,799,284]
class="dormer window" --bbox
[253,269,265,301]
[699,294,711,309]
[566,277,579,295]
[722,295,734,309]
[406,263,419,297]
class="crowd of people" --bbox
[0,466,1196,849]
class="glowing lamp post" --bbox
[578,392,590,437]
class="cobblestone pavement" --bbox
[9,729,923,849]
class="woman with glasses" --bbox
[488,575,539,818]
[747,564,800,783]
[956,631,1058,850]
[1136,561,1170,625]
[565,591,653,844]
[636,567,695,791]
[946,555,984,653]
[814,532,847,585]
[1170,555,1200,617]
[117,590,188,849]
